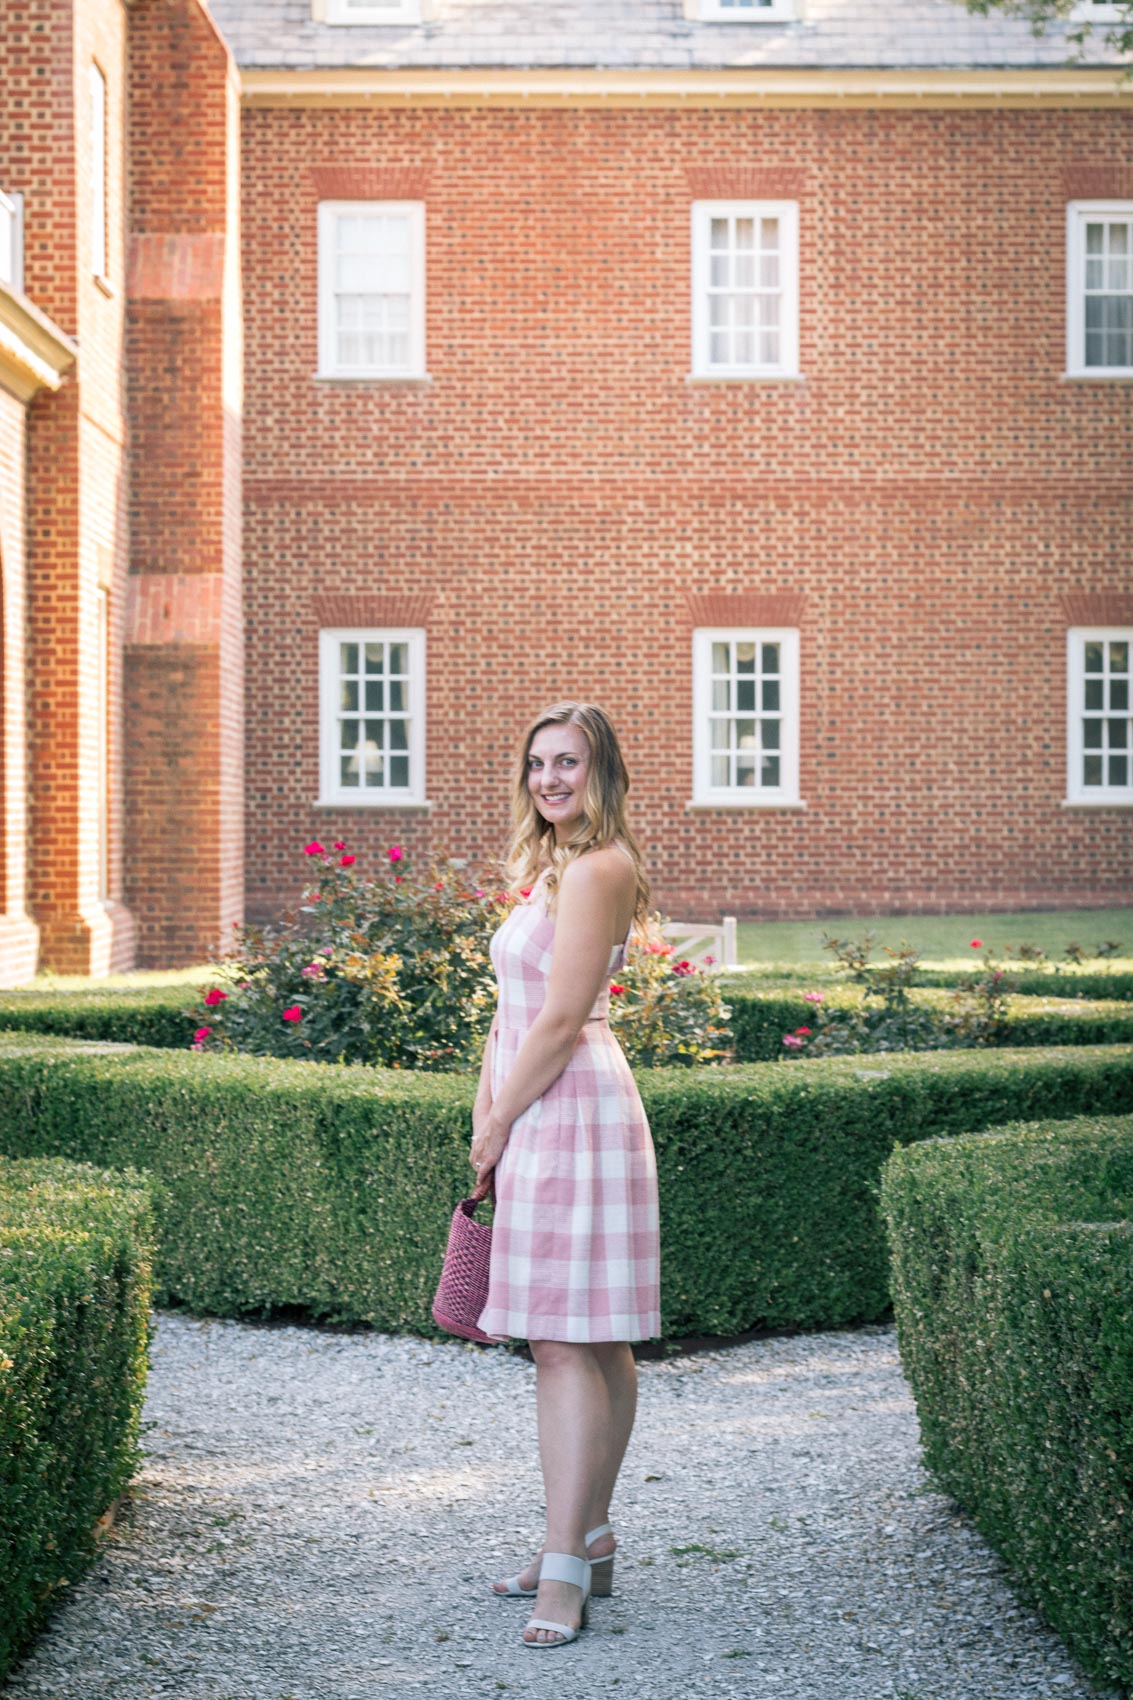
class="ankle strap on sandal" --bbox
[539,1552,591,1589]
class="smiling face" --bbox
[526,720,592,842]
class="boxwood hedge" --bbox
[725,985,1133,1062]
[880,1113,1133,1694]
[0,1155,156,1681]
[0,1033,1128,1341]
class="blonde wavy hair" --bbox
[503,701,652,932]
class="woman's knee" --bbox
[529,1338,596,1372]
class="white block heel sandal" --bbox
[521,1552,592,1648]
[491,1523,616,1599]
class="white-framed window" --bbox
[1066,629,1133,804]
[90,61,107,282]
[324,0,421,22]
[1066,202,1133,378]
[692,628,801,806]
[317,201,425,380]
[0,188,23,292]
[318,628,426,806]
[696,0,798,19]
[691,201,800,379]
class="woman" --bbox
[469,700,661,1650]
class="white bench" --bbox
[660,917,738,969]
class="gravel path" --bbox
[3,1312,1120,1700]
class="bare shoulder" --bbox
[561,843,635,894]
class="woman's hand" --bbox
[470,1103,509,1191]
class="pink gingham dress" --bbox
[476,855,662,1344]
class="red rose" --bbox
[340,854,356,867]
[388,845,404,862]
[609,983,625,996]
[203,988,228,1007]
[519,887,532,898]
[333,841,347,851]
[394,875,402,884]
[970,939,982,949]
[193,1025,211,1043]
[282,1005,302,1023]
[304,841,325,856]
[794,1026,812,1036]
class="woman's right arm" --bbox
[473,1013,497,1115]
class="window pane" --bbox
[1084,755,1103,785]
[340,753,359,787]
[709,217,729,250]
[734,217,755,251]
[1085,678,1104,711]
[339,719,357,751]
[1109,718,1129,749]
[709,331,728,365]
[736,679,755,713]
[340,679,358,713]
[762,718,780,751]
[1083,719,1103,750]
[365,718,384,750]
[389,718,408,752]
[1084,642,1104,672]
[736,642,755,673]
[365,680,383,712]
[710,718,729,750]
[761,643,780,673]
[390,755,410,788]
[735,758,756,787]
[1109,754,1128,786]
[712,642,730,673]
[1111,679,1129,712]
[388,680,406,712]
[736,719,757,749]
[762,754,781,787]
[762,679,780,712]
[1111,642,1129,672]
[712,679,730,711]
[365,643,385,674]
[711,754,729,787]
[341,642,359,675]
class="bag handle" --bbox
[470,1169,497,1206]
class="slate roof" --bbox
[205,0,1129,73]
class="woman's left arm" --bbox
[469,855,626,1187]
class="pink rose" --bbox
[300,963,325,980]
[304,841,325,856]
[970,939,983,949]
[782,1033,803,1050]
[203,988,227,1007]
[282,1005,302,1023]
[388,845,404,863]
[193,1025,211,1043]
[671,960,694,977]
[333,840,347,851]
[703,954,715,966]
[803,991,824,1004]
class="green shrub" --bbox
[880,1113,1133,1694]
[0,986,197,1050]
[727,984,1133,1062]
[0,1033,1128,1341]
[190,841,730,1071]
[0,1155,156,1680]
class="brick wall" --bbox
[123,0,244,966]
[239,102,1133,922]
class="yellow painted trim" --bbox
[240,66,1133,110]
[0,284,77,404]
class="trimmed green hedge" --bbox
[0,987,196,1050]
[722,967,1133,1001]
[0,1034,1129,1340]
[879,1113,1133,1694]
[0,1155,156,1681]
[725,984,1133,1062]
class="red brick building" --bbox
[1,0,1131,980]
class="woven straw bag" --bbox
[432,1175,496,1343]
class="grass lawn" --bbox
[735,907,1133,970]
[25,965,216,994]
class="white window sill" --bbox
[686,797,807,810]
[1061,370,1133,382]
[314,371,433,386]
[315,796,434,810]
[1062,796,1133,807]
[687,371,804,385]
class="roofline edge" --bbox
[239,65,1133,108]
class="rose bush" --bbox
[190,845,732,1072]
